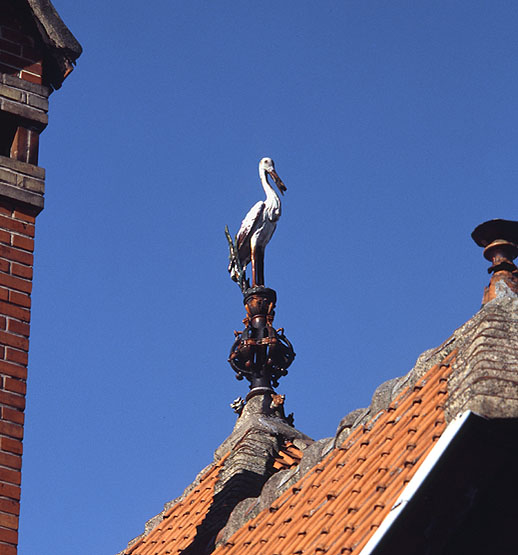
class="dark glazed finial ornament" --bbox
[226,158,295,396]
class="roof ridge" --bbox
[116,289,518,555]
[214,351,458,553]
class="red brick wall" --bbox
[0,200,34,555]
[0,0,43,85]
[0,3,77,553]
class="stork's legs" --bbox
[251,245,265,287]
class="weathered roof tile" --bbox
[213,351,457,554]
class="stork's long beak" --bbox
[268,168,287,195]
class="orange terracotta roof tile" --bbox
[272,441,304,471]
[124,454,230,555]
[214,350,457,555]
[121,441,304,555]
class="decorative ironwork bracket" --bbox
[228,286,295,394]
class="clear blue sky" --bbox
[17,2,518,553]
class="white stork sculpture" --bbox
[229,157,287,288]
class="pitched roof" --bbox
[214,350,457,554]
[122,441,304,555]
[117,280,518,555]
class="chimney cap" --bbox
[471,219,518,248]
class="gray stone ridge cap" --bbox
[333,290,518,453]
[214,400,314,461]
[333,299,489,446]
[24,0,82,89]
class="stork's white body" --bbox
[230,158,286,287]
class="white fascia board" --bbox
[358,410,475,555]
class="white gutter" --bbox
[358,410,475,555]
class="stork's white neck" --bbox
[260,168,281,220]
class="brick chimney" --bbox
[0,1,81,553]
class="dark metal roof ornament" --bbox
[226,158,295,399]
[471,219,518,304]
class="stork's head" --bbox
[259,157,287,195]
